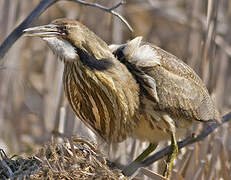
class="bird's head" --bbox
[24,18,113,64]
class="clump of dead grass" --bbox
[0,136,127,180]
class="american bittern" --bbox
[24,19,220,178]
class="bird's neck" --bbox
[61,35,141,141]
[68,31,113,60]
[83,40,113,59]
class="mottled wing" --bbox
[136,45,219,122]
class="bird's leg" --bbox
[122,143,158,176]
[162,114,178,178]
[163,132,178,178]
[134,143,158,162]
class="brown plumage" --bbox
[110,37,220,143]
[24,19,140,143]
[24,19,220,177]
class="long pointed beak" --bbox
[23,24,60,37]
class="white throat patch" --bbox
[43,37,77,61]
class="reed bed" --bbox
[0,0,230,179]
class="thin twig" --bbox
[66,0,133,32]
[123,111,231,176]
[68,0,126,11]
[0,0,58,60]
[0,0,132,60]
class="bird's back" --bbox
[148,45,220,123]
[111,37,220,137]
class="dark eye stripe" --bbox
[57,26,68,35]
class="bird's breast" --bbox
[63,62,139,142]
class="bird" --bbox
[23,18,220,178]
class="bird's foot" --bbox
[163,134,178,178]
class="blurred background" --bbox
[0,0,231,179]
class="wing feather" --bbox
[132,44,219,122]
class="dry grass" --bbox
[0,136,127,179]
[0,0,231,179]
[31,136,127,180]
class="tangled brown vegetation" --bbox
[1,137,127,180]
